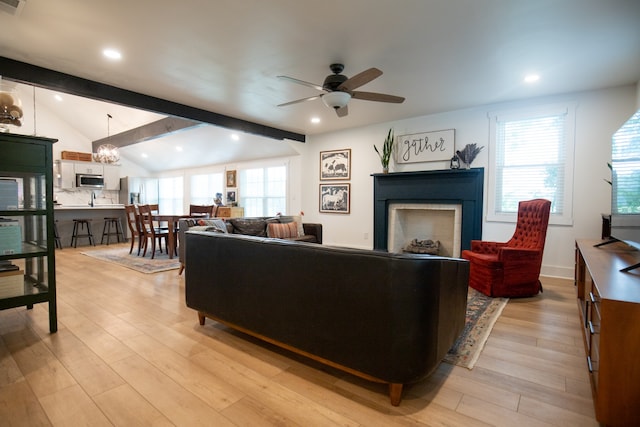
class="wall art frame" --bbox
[320,148,351,180]
[395,129,455,164]
[226,189,237,206]
[226,170,237,187]
[319,183,350,214]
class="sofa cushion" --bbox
[267,222,299,239]
[278,215,305,237]
[229,218,268,236]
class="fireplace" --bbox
[388,203,462,256]
[373,169,483,253]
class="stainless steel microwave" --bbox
[76,174,104,188]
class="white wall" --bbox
[303,84,638,278]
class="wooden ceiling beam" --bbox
[91,117,203,151]
[0,56,306,143]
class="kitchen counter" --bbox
[54,205,128,247]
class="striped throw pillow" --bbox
[267,222,298,239]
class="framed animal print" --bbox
[320,149,351,180]
[319,183,350,214]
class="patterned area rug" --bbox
[80,246,180,274]
[443,287,508,369]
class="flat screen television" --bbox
[602,108,640,271]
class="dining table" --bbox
[152,214,188,259]
[149,212,211,259]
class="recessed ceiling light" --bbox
[103,48,122,60]
[311,117,321,124]
[54,94,63,102]
[524,74,540,83]
[176,146,183,152]
[141,153,148,158]
[231,133,240,141]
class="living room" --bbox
[2,1,640,425]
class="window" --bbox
[488,104,575,225]
[158,176,183,214]
[190,173,223,205]
[239,165,287,217]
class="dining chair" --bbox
[138,204,169,259]
[124,204,145,255]
[189,204,217,218]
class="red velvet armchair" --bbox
[461,199,551,297]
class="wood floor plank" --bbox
[93,383,175,427]
[38,384,113,427]
[0,378,51,426]
[110,353,236,427]
[123,333,245,411]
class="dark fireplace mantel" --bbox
[373,168,484,252]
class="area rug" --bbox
[80,246,180,274]
[443,287,508,369]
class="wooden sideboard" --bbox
[574,239,640,426]
[216,206,244,218]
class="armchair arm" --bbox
[470,240,508,254]
[498,247,542,262]
[302,223,323,244]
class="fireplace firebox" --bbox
[373,169,483,253]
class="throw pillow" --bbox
[278,214,305,237]
[267,222,298,239]
[229,218,267,236]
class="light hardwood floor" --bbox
[0,244,598,426]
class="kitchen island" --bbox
[54,205,127,248]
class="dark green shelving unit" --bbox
[0,133,58,333]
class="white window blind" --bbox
[488,104,575,225]
[190,173,223,205]
[239,165,287,217]
[612,110,640,214]
[158,176,183,214]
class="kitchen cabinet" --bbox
[56,160,118,190]
[103,164,121,190]
[0,133,58,333]
[56,160,75,189]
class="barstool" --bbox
[101,217,125,245]
[53,219,62,249]
[70,219,95,247]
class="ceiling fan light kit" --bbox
[278,64,405,117]
[322,91,351,109]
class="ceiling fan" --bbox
[277,64,405,117]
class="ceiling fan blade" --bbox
[351,91,405,103]
[337,68,383,91]
[277,75,324,92]
[277,95,320,107]
[335,105,348,117]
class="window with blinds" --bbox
[488,104,575,225]
[612,109,640,214]
[190,173,223,205]
[239,165,287,217]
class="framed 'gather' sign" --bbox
[395,129,455,164]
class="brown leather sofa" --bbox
[185,231,469,405]
[178,216,322,274]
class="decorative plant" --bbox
[456,143,484,167]
[374,128,394,170]
[604,162,612,186]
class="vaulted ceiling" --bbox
[1,0,639,171]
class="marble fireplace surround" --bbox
[373,169,484,253]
